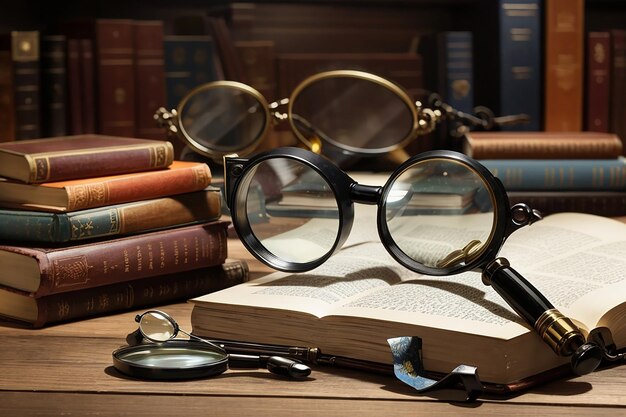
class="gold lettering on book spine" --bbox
[33,157,50,182]
[152,145,168,167]
[52,255,89,289]
[67,183,109,210]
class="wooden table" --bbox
[1,236,625,417]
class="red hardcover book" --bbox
[586,32,611,132]
[0,259,248,328]
[0,160,211,212]
[0,220,229,297]
[133,20,167,140]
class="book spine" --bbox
[66,39,84,135]
[95,19,135,137]
[80,38,96,133]
[544,0,584,132]
[32,260,248,328]
[586,32,611,132]
[22,220,229,297]
[610,30,626,153]
[11,31,41,140]
[235,40,276,100]
[507,191,626,217]
[27,141,174,183]
[465,138,622,159]
[0,50,15,141]
[64,162,211,211]
[41,35,68,137]
[0,190,221,242]
[438,31,473,114]
[498,0,541,131]
[481,159,626,190]
[133,20,167,140]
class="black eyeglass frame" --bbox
[224,147,524,275]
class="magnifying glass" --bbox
[112,310,311,380]
[224,147,604,376]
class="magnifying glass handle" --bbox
[228,354,311,379]
[482,258,603,376]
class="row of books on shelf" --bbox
[0,134,248,328]
[463,130,626,217]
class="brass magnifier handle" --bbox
[482,258,603,375]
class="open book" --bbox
[190,209,626,386]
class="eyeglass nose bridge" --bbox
[350,183,382,205]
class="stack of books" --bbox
[0,134,247,328]
[463,131,626,216]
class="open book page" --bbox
[499,212,626,345]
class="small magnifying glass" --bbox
[112,310,311,380]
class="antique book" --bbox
[235,40,277,100]
[507,190,626,217]
[41,35,68,137]
[0,220,229,296]
[190,212,626,386]
[66,38,83,134]
[79,38,96,133]
[462,132,623,159]
[437,31,473,115]
[544,0,584,131]
[133,20,167,140]
[0,31,41,140]
[0,188,221,242]
[0,160,211,212]
[0,134,174,183]
[0,259,248,328]
[610,29,626,152]
[480,157,626,191]
[586,32,611,133]
[0,49,15,141]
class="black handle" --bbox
[482,258,602,375]
[228,354,311,379]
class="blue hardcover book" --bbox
[481,158,626,191]
[163,35,221,110]
[438,31,474,115]
[498,0,542,130]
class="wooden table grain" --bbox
[0,236,625,417]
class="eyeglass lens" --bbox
[179,86,266,152]
[291,76,415,152]
[243,158,340,264]
[385,159,495,269]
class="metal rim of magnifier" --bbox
[377,150,510,276]
[226,147,356,272]
[287,70,420,155]
[176,81,272,159]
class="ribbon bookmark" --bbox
[387,336,483,401]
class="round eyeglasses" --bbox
[223,147,603,376]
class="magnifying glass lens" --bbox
[138,311,177,342]
[180,86,267,153]
[242,158,340,265]
[291,76,414,152]
[384,158,495,270]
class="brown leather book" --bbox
[0,50,15,142]
[133,20,167,140]
[610,29,626,154]
[0,188,222,243]
[66,39,84,135]
[235,40,277,100]
[0,134,174,183]
[95,19,136,136]
[41,35,68,137]
[79,38,96,134]
[462,131,623,159]
[0,258,247,328]
[544,0,584,131]
[586,32,611,132]
[0,220,229,297]
[0,160,211,212]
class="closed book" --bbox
[0,220,229,296]
[0,49,15,141]
[610,29,626,152]
[0,259,248,328]
[163,35,221,110]
[235,40,277,100]
[463,131,623,159]
[0,134,174,183]
[507,190,626,217]
[1,31,41,140]
[41,35,68,137]
[96,20,136,136]
[480,157,626,191]
[586,32,611,132]
[79,38,96,133]
[0,188,221,243]
[0,160,211,212]
[133,20,167,140]
[544,0,584,131]
[438,31,473,115]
